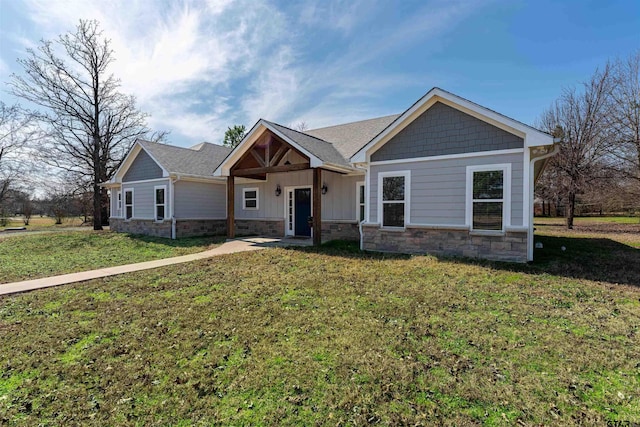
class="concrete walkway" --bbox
[0,237,310,296]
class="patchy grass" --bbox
[0,231,224,283]
[2,216,86,230]
[1,235,638,425]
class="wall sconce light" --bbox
[275,184,282,197]
[321,183,328,195]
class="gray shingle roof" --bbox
[305,114,400,159]
[264,121,351,167]
[138,140,232,177]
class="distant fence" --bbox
[534,201,640,217]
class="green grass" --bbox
[1,231,638,425]
[2,216,86,230]
[0,231,224,283]
[535,215,640,225]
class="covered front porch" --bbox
[215,121,364,246]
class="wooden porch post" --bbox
[313,167,322,246]
[227,176,235,239]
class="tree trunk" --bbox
[93,182,102,230]
[93,133,103,230]
[101,188,109,226]
[566,191,576,229]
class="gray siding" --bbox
[174,181,226,219]
[235,170,362,222]
[122,179,170,220]
[123,149,164,181]
[371,102,524,161]
[369,152,524,227]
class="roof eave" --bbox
[350,87,555,162]
[214,119,325,177]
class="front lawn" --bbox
[0,235,638,425]
[0,231,224,283]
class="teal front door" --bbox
[294,188,311,237]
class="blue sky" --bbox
[1,0,638,148]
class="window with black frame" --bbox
[472,170,504,230]
[382,175,406,227]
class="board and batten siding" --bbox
[235,169,363,221]
[123,149,164,182]
[121,178,171,220]
[173,181,226,219]
[369,152,524,227]
[371,102,524,162]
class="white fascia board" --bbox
[113,140,170,181]
[99,182,121,188]
[350,87,553,163]
[322,162,359,174]
[213,120,325,176]
[213,121,266,177]
[524,132,555,148]
[112,142,142,182]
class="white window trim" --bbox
[124,188,134,221]
[377,170,411,229]
[116,191,122,217]
[154,185,167,222]
[242,187,259,210]
[356,181,365,223]
[465,164,511,232]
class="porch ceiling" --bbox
[230,130,310,179]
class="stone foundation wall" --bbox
[362,225,528,263]
[110,218,227,239]
[109,218,171,238]
[235,219,284,237]
[175,219,226,238]
[321,221,360,243]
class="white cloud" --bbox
[11,0,487,146]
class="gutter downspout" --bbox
[170,175,181,240]
[353,163,369,251]
[527,143,561,261]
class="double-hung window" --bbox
[124,189,134,220]
[467,164,510,231]
[155,185,166,221]
[357,182,365,223]
[243,188,259,210]
[379,171,410,228]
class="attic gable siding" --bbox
[123,149,163,182]
[371,102,524,162]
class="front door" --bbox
[294,188,312,236]
[285,187,312,237]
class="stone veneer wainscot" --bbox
[361,224,528,263]
[110,218,226,238]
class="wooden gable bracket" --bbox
[231,131,310,178]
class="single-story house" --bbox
[105,87,558,262]
[103,140,231,238]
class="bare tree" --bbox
[608,51,640,186]
[294,121,309,132]
[538,65,615,228]
[9,20,162,230]
[0,102,36,212]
